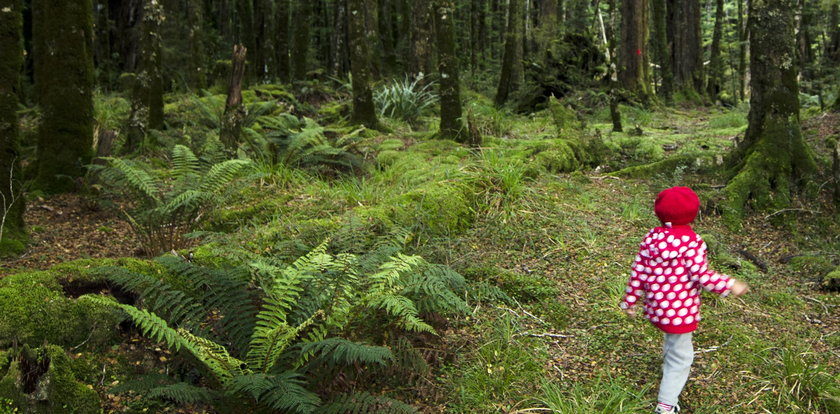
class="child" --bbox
[619,186,748,414]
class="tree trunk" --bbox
[707,0,723,101]
[332,0,349,76]
[410,0,434,76]
[667,0,703,96]
[236,0,256,80]
[737,0,746,102]
[434,0,464,141]
[33,0,95,193]
[141,0,164,130]
[651,0,672,102]
[619,0,649,99]
[495,0,524,106]
[827,4,840,64]
[0,0,26,250]
[275,0,290,82]
[221,45,247,151]
[723,0,815,227]
[93,0,112,87]
[833,140,840,204]
[291,0,310,80]
[348,0,380,129]
[253,0,272,80]
[187,0,207,90]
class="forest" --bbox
[0,0,838,412]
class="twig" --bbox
[515,332,574,340]
[589,175,621,181]
[695,335,732,354]
[763,208,818,219]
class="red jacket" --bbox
[620,224,734,334]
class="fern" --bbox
[83,296,189,351]
[145,382,216,404]
[302,338,393,367]
[228,372,320,413]
[317,392,418,414]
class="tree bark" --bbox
[651,0,672,102]
[348,0,380,129]
[141,0,164,130]
[236,0,256,80]
[495,0,524,106]
[187,0,207,90]
[291,0,310,80]
[619,0,649,99]
[667,0,703,96]
[33,0,95,193]
[0,0,26,248]
[827,4,840,64]
[275,0,290,82]
[723,0,815,227]
[410,0,434,76]
[707,0,724,101]
[434,0,464,141]
[253,0,272,80]
[331,0,349,76]
[737,0,747,102]
[221,45,247,151]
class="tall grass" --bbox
[530,376,651,414]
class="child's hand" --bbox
[730,280,750,297]
[624,307,637,318]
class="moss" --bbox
[0,346,100,414]
[376,138,406,151]
[0,239,25,258]
[462,266,557,302]
[392,181,474,236]
[609,154,694,179]
[0,258,157,348]
[32,0,95,193]
[824,267,840,291]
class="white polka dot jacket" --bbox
[619,224,735,334]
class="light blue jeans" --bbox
[658,333,694,406]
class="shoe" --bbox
[654,403,680,413]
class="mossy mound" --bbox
[823,266,840,291]
[0,345,100,414]
[0,258,158,349]
[0,238,25,258]
[525,138,603,175]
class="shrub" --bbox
[374,76,438,127]
[95,145,254,256]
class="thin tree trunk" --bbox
[827,4,840,64]
[619,0,649,99]
[652,0,672,102]
[221,45,247,151]
[737,0,747,102]
[33,0,95,193]
[724,0,815,226]
[707,0,724,101]
[495,0,523,106]
[410,0,434,76]
[0,0,25,246]
[348,0,380,129]
[275,0,290,82]
[187,0,207,89]
[142,0,164,130]
[292,0,310,80]
[253,0,272,80]
[236,0,256,80]
[435,0,464,141]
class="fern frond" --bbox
[227,372,320,413]
[178,328,250,384]
[367,254,424,296]
[83,295,189,351]
[247,310,322,373]
[301,338,393,367]
[317,392,418,414]
[146,382,215,404]
[366,294,435,334]
[199,159,252,193]
[171,144,201,179]
[99,157,161,203]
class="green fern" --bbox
[302,338,393,367]
[316,392,418,414]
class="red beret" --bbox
[654,187,700,225]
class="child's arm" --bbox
[686,236,748,296]
[619,248,647,313]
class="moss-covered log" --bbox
[722,0,815,228]
[33,0,95,193]
[0,0,26,256]
[434,0,464,141]
[348,0,381,129]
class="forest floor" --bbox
[2,89,838,413]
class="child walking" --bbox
[619,187,749,414]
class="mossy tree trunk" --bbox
[434,0,464,141]
[737,0,747,102]
[291,0,310,81]
[275,0,290,82]
[0,0,26,252]
[651,0,672,102]
[723,0,816,227]
[33,0,95,193]
[495,0,524,106]
[706,0,724,102]
[348,0,380,129]
[331,0,349,76]
[667,0,703,97]
[618,0,649,100]
[220,44,247,151]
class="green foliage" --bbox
[86,236,466,412]
[534,375,651,413]
[756,348,840,412]
[316,392,418,414]
[374,76,438,127]
[255,115,364,174]
[95,145,254,255]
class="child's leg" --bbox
[657,332,694,407]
